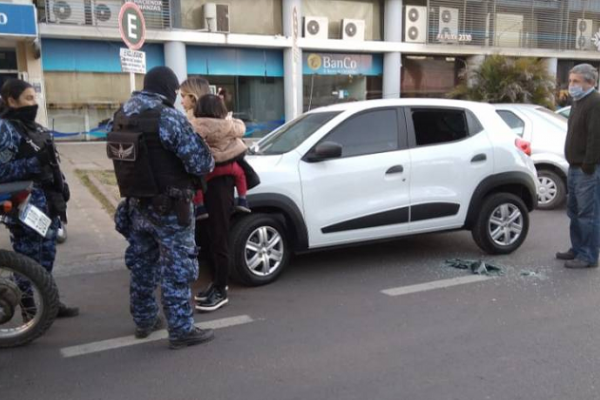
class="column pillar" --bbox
[283,0,302,121]
[383,0,402,98]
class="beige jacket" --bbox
[191,117,247,163]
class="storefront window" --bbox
[401,55,463,98]
[303,52,383,112]
[201,75,285,138]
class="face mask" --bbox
[569,85,586,100]
[6,104,39,123]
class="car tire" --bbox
[471,193,529,255]
[230,213,290,286]
[536,169,566,210]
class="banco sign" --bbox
[305,53,376,76]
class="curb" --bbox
[87,174,120,209]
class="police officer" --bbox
[110,67,215,349]
[0,79,78,319]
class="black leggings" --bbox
[195,176,234,290]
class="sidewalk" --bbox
[0,142,127,277]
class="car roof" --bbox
[308,98,495,114]
[493,103,545,110]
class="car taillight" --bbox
[515,138,531,156]
[1,201,12,214]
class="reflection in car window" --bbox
[258,112,340,155]
[412,109,469,146]
[496,110,525,137]
[322,109,399,157]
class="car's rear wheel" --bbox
[230,214,290,286]
[472,193,529,255]
[536,169,566,210]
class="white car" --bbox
[494,104,568,210]
[230,99,538,286]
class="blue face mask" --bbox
[569,85,585,100]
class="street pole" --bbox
[130,71,135,93]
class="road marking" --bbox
[381,275,492,297]
[60,315,254,358]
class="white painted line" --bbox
[61,315,254,358]
[381,275,492,297]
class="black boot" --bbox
[169,327,215,350]
[57,302,79,318]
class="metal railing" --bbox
[41,0,172,30]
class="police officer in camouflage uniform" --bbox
[0,79,78,320]
[110,67,215,349]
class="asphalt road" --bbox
[2,206,599,400]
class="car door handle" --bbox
[386,165,404,174]
[471,154,487,163]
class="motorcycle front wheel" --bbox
[0,250,59,348]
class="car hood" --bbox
[245,154,284,172]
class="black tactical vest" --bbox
[13,121,54,183]
[107,106,193,199]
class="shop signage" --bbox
[120,48,146,74]
[436,33,473,42]
[119,2,146,51]
[132,0,163,12]
[304,53,381,76]
[0,3,37,37]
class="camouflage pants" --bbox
[120,201,198,340]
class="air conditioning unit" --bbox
[405,6,427,43]
[576,19,593,50]
[341,19,365,41]
[92,0,122,27]
[304,16,329,39]
[201,3,230,33]
[46,0,86,25]
[439,7,459,41]
[495,13,523,48]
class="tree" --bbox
[448,54,555,109]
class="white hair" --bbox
[570,63,598,84]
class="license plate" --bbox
[19,204,52,237]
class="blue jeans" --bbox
[567,166,600,264]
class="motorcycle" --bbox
[0,181,59,348]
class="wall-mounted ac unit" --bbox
[405,6,427,43]
[495,13,523,48]
[576,19,593,50]
[304,16,329,39]
[201,3,230,33]
[46,0,86,25]
[439,7,459,40]
[341,19,365,41]
[92,0,122,27]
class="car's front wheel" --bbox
[536,169,566,210]
[471,193,529,254]
[230,214,290,286]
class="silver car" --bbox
[494,104,568,210]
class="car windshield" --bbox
[534,107,568,129]
[535,107,568,123]
[254,112,341,155]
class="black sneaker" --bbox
[135,317,164,339]
[194,284,228,302]
[194,283,215,302]
[169,327,215,350]
[57,302,79,318]
[195,287,228,312]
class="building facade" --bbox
[13,0,600,138]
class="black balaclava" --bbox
[143,66,179,107]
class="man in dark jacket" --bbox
[557,63,600,269]
[110,67,215,349]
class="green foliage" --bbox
[448,55,555,108]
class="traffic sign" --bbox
[119,2,146,51]
[120,48,146,74]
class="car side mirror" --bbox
[305,141,343,162]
